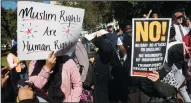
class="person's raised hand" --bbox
[18,85,34,101]
[1,68,9,88]
[147,71,159,82]
[89,57,95,63]
[149,9,152,13]
[45,51,56,72]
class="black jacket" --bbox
[91,36,123,102]
[20,99,34,103]
[167,39,184,69]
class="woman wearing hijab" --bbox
[87,30,125,102]
[28,51,82,102]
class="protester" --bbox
[152,13,158,18]
[117,22,132,60]
[123,64,178,103]
[146,70,178,103]
[172,11,188,42]
[121,23,185,103]
[89,31,124,102]
[89,35,113,103]
[1,67,16,102]
[6,44,28,98]
[28,51,82,102]
[4,3,191,103]
[7,44,28,80]
[183,17,191,33]
[71,40,94,103]
[183,30,191,98]
[122,23,132,61]
[1,67,9,88]
[105,25,118,50]
[17,85,34,103]
[107,25,113,33]
[117,28,127,61]
[119,21,132,41]
[165,25,191,102]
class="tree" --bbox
[111,1,191,22]
[58,1,113,31]
[1,7,17,44]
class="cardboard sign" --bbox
[131,18,171,77]
[17,1,85,60]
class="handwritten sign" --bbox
[17,1,85,60]
[130,18,171,77]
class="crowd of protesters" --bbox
[1,8,191,103]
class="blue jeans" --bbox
[178,85,191,102]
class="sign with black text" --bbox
[131,18,171,77]
[17,1,85,60]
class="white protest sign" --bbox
[17,1,85,60]
[84,29,108,41]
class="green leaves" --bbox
[1,7,17,44]
[59,1,113,31]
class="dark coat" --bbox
[91,36,124,103]
[1,77,16,103]
[2,68,20,103]
[122,36,177,103]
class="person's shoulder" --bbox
[62,58,77,69]
[168,41,183,51]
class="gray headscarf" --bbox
[72,41,89,82]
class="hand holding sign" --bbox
[45,51,56,72]
[147,71,159,82]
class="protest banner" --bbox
[131,18,171,77]
[17,1,85,60]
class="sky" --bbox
[2,0,50,9]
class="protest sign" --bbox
[84,29,108,41]
[131,18,171,77]
[17,1,85,60]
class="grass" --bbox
[1,56,9,68]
